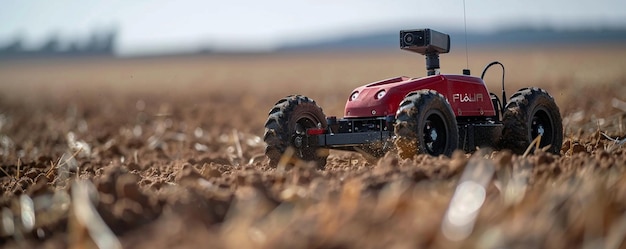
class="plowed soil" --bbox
[1,47,625,248]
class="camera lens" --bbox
[403,33,414,44]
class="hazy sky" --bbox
[1,0,625,55]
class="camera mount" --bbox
[400,29,450,76]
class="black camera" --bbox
[400,29,450,55]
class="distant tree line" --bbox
[0,29,117,59]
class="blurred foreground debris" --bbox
[442,150,494,241]
[601,132,626,151]
[612,98,626,113]
[70,180,121,249]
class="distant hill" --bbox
[0,29,117,59]
[278,28,626,52]
[2,28,625,59]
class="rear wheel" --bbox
[500,87,563,154]
[263,95,329,169]
[394,90,459,159]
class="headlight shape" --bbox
[350,91,359,101]
[376,90,386,99]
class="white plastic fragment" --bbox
[72,180,122,249]
[147,135,167,150]
[1,207,14,236]
[194,127,204,138]
[442,151,495,241]
[19,195,35,232]
[133,125,142,137]
[194,143,209,152]
[245,135,263,147]
[503,159,532,206]
[66,132,91,158]
[612,98,626,112]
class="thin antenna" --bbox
[462,0,470,75]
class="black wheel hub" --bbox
[423,113,447,155]
[531,109,554,148]
[292,116,319,157]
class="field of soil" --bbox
[1,45,625,248]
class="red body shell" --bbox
[344,74,496,118]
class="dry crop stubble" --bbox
[0,45,625,248]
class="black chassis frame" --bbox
[317,116,394,151]
[293,115,504,154]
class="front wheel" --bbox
[394,90,459,159]
[263,95,329,169]
[499,87,563,154]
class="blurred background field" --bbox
[1,44,625,135]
